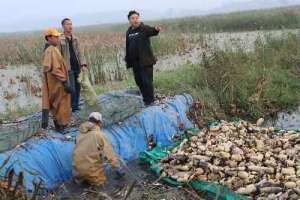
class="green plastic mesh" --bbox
[0,90,144,153]
[76,90,145,126]
[0,113,41,152]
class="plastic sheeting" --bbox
[0,90,144,153]
[0,94,193,194]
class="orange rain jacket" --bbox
[42,45,71,126]
[72,122,120,185]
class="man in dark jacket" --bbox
[125,10,161,106]
[60,18,87,112]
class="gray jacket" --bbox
[59,34,87,71]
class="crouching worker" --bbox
[41,28,72,132]
[72,112,125,186]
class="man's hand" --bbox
[81,65,88,72]
[115,167,126,179]
[155,26,162,32]
[62,81,73,94]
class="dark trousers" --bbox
[69,70,81,111]
[132,64,154,105]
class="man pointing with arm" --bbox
[125,10,161,106]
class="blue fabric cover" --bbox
[0,94,193,193]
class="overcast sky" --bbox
[0,0,228,16]
[0,0,297,32]
[0,0,243,32]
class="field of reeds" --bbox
[95,33,300,121]
[1,6,300,80]
[158,5,300,33]
[0,5,299,121]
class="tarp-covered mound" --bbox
[0,90,145,153]
[0,94,193,194]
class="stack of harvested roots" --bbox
[160,119,300,199]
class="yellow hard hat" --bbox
[44,27,61,37]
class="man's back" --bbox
[72,122,119,185]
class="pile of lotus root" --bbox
[160,119,300,199]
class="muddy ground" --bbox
[47,160,203,200]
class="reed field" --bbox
[0,6,300,120]
[1,6,300,79]
[95,33,300,121]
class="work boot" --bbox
[145,101,155,107]
[53,120,65,133]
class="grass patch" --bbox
[1,6,300,81]
[0,104,38,122]
[96,34,300,121]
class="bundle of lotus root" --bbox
[160,119,300,199]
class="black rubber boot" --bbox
[53,120,65,133]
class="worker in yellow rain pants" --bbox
[72,112,125,186]
[41,28,72,132]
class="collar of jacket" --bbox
[129,22,144,31]
[60,34,78,41]
[79,122,100,134]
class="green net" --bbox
[76,90,145,127]
[0,113,41,152]
[139,129,249,200]
[0,91,144,153]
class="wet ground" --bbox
[47,160,202,200]
[156,29,299,71]
[0,65,41,113]
[267,107,300,131]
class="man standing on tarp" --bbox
[60,18,87,112]
[125,10,161,106]
[72,112,125,186]
[41,28,72,132]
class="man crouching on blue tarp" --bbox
[72,112,125,186]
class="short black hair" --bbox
[128,10,140,19]
[61,18,71,26]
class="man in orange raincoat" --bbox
[72,112,125,186]
[41,28,73,132]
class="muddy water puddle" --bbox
[0,65,41,113]
[267,107,300,131]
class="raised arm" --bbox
[145,25,161,37]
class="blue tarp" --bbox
[0,93,194,194]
